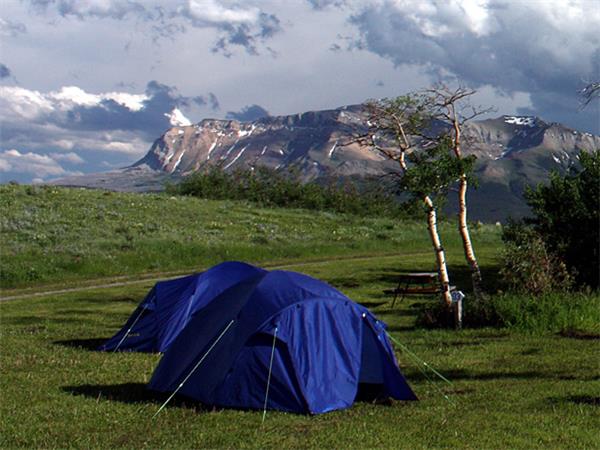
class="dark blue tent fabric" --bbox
[99,261,267,352]
[148,264,417,414]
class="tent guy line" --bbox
[262,326,279,424]
[152,319,236,419]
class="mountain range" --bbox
[55,105,600,222]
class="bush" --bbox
[499,221,573,295]
[168,166,413,218]
[523,150,599,288]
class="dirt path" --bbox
[0,252,428,303]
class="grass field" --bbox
[2,257,599,448]
[0,184,499,290]
[1,186,598,448]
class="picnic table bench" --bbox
[384,272,456,307]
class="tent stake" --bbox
[153,319,235,419]
[262,326,278,424]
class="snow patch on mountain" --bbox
[504,116,535,127]
[165,108,191,127]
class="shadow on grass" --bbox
[62,383,211,412]
[384,324,417,332]
[64,383,397,412]
[558,329,600,340]
[366,264,503,295]
[326,277,362,289]
[4,315,96,326]
[404,368,600,383]
[548,395,600,407]
[380,308,420,319]
[54,338,108,351]
[53,309,98,316]
[3,316,44,326]
[71,295,141,306]
[357,300,388,309]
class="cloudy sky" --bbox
[1,0,599,182]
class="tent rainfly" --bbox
[99,261,266,352]
[146,263,417,414]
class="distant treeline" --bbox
[168,166,416,218]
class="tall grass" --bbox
[2,184,467,289]
[475,291,600,334]
[418,291,600,334]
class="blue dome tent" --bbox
[99,261,266,352]
[148,265,417,415]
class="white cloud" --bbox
[23,0,282,56]
[0,85,149,120]
[186,0,260,25]
[49,152,85,164]
[31,0,148,20]
[0,86,54,119]
[348,0,600,133]
[0,18,27,37]
[48,86,149,111]
[0,149,76,178]
[178,0,282,55]
[98,140,148,154]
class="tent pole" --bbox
[262,326,278,424]
[153,319,235,419]
[113,307,146,352]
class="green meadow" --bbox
[1,184,492,290]
[1,185,598,449]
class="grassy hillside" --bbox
[1,256,598,449]
[0,184,501,290]
[1,184,598,448]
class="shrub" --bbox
[168,166,413,218]
[523,150,599,288]
[499,221,573,295]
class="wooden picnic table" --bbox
[384,272,455,307]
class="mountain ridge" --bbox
[55,104,600,222]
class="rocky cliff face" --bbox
[57,105,599,221]
[135,107,599,183]
[133,106,395,179]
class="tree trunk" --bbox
[452,118,484,301]
[457,174,484,301]
[424,196,453,307]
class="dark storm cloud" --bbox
[62,81,216,137]
[0,63,11,79]
[306,0,347,10]
[185,10,282,57]
[208,93,220,110]
[0,81,222,178]
[348,0,600,133]
[25,0,282,57]
[226,104,270,122]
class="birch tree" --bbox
[419,85,493,302]
[357,96,458,308]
